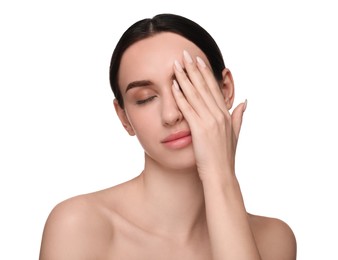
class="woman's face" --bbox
[116,32,212,169]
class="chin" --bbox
[145,147,197,170]
[161,154,197,171]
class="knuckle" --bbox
[215,112,226,124]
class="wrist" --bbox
[199,165,237,186]
[201,170,240,193]
[201,171,247,214]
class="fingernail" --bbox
[174,60,183,72]
[196,56,206,68]
[173,80,180,91]
[183,50,193,63]
[243,99,248,112]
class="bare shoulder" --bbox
[39,190,115,260]
[249,213,297,260]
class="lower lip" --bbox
[162,135,192,149]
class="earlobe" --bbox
[113,99,135,136]
[221,68,235,110]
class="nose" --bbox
[161,90,183,127]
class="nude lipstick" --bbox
[161,131,192,149]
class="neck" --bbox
[136,154,207,241]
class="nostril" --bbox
[162,108,183,126]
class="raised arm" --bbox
[172,49,261,259]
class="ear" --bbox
[113,99,135,136]
[220,68,235,110]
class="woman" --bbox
[39,13,297,259]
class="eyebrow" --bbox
[125,72,183,93]
[125,80,153,93]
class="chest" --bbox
[107,225,212,260]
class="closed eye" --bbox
[136,96,157,105]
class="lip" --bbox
[161,130,192,149]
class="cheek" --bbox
[130,121,158,155]
[127,109,159,139]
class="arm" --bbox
[172,50,260,259]
[202,174,261,259]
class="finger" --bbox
[231,99,247,140]
[171,79,198,125]
[174,59,211,117]
[183,50,226,116]
[181,50,219,112]
[196,56,229,114]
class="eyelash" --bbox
[136,96,156,105]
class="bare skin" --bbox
[39,33,297,260]
[39,177,296,259]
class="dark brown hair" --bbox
[109,13,226,108]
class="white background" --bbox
[1,0,337,259]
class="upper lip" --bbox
[161,130,191,143]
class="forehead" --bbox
[118,32,209,91]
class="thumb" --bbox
[231,99,247,140]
